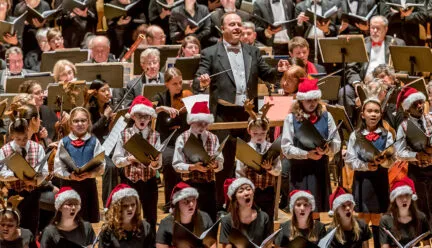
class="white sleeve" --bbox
[35,144,48,176]
[395,124,418,161]
[345,132,369,171]
[53,140,71,179]
[172,135,191,172]
[326,112,341,156]
[112,136,130,168]
[0,148,16,181]
[281,114,308,159]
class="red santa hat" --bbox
[128,95,156,118]
[171,182,199,205]
[106,184,139,209]
[396,87,426,111]
[55,187,81,210]
[289,190,316,212]
[225,177,255,200]
[328,186,355,217]
[389,176,417,202]
[187,101,214,124]
[296,78,322,101]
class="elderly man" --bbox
[86,35,117,63]
[125,48,164,106]
[145,25,166,46]
[339,15,405,120]
[239,22,264,47]
[0,47,35,93]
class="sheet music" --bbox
[182,94,209,113]
[318,227,337,248]
[102,116,127,156]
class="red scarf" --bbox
[71,139,85,147]
[365,132,380,142]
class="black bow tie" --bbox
[227,46,241,54]
[148,77,160,83]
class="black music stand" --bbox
[75,62,124,88]
[389,46,432,76]
[40,49,89,72]
[319,36,368,109]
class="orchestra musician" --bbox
[0,47,35,94]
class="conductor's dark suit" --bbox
[192,41,278,121]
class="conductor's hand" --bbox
[189,162,208,173]
[307,150,322,160]
[277,60,290,72]
[199,74,211,89]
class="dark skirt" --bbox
[60,178,100,223]
[353,167,389,213]
[288,156,331,212]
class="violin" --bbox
[171,89,193,112]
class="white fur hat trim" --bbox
[187,113,214,124]
[172,187,199,205]
[296,90,322,101]
[390,185,417,202]
[111,188,139,205]
[402,92,426,111]
[227,178,255,199]
[289,191,316,212]
[328,194,355,217]
[55,190,81,210]
[130,104,157,118]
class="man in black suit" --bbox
[253,0,296,55]
[193,12,287,209]
[0,47,35,94]
[193,12,287,120]
[339,15,405,120]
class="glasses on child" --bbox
[134,114,151,120]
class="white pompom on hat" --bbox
[289,189,316,212]
[389,176,417,202]
[187,101,214,124]
[55,187,81,210]
[328,186,355,217]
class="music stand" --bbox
[5,72,54,93]
[172,57,200,80]
[133,45,181,75]
[389,46,432,76]
[46,82,87,111]
[318,76,341,102]
[40,49,89,72]
[319,35,368,109]
[75,62,124,88]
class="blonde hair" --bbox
[102,196,143,240]
[329,210,361,245]
[53,60,76,82]
[68,107,92,133]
